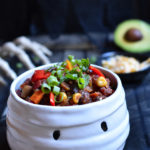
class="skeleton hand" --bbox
[0,36,52,85]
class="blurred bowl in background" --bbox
[96,51,150,84]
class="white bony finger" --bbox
[19,44,51,64]
[15,36,51,64]
[15,36,52,56]
[0,74,7,85]
[0,57,17,80]
[33,42,52,56]
[2,42,35,69]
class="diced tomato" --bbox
[31,70,51,82]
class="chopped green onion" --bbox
[47,75,59,86]
[54,99,63,104]
[81,66,86,72]
[51,70,56,75]
[77,78,85,89]
[56,70,63,78]
[53,86,60,96]
[53,64,57,68]
[68,55,74,61]
[56,66,64,70]
[41,83,51,94]
[68,55,76,65]
[82,74,90,87]
[70,67,80,72]
[33,56,40,63]
[64,69,69,74]
[65,74,78,80]
[16,63,23,69]
[90,56,97,64]
[46,57,90,89]
[55,95,64,104]
[61,62,67,67]
[59,76,66,83]
[80,58,90,72]
[76,59,81,65]
[71,59,76,65]
[70,67,82,77]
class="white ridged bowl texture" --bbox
[6,64,130,150]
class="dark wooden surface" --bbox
[0,34,150,150]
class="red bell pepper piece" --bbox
[49,92,55,106]
[89,66,105,77]
[31,70,51,82]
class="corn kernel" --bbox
[72,93,82,104]
[59,92,67,102]
[96,76,107,87]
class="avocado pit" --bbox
[124,28,143,42]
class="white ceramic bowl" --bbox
[6,64,130,150]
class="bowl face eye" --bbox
[97,51,150,83]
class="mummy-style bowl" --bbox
[6,64,130,150]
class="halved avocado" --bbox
[114,19,150,53]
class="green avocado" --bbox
[114,19,150,53]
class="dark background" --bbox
[0,0,150,41]
[0,1,150,150]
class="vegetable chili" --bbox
[16,56,115,106]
